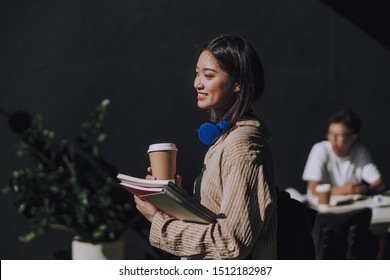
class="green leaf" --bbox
[101,99,110,107]
[97,133,107,143]
[88,214,96,224]
[17,203,26,213]
[49,185,60,193]
[92,145,100,157]
[12,170,20,178]
[19,232,37,243]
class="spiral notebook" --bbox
[117,173,217,224]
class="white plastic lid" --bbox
[147,143,178,153]
[316,184,331,193]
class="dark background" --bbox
[1,0,389,259]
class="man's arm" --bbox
[367,177,386,194]
[307,180,320,196]
[307,180,369,195]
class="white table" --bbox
[313,193,390,234]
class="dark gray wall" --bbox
[1,0,389,259]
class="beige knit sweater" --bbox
[149,118,277,259]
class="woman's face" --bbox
[194,50,239,118]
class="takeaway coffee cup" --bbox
[147,143,178,180]
[316,184,331,208]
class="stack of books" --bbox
[117,173,217,224]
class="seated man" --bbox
[303,109,385,198]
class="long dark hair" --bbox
[201,34,265,136]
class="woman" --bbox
[135,34,277,259]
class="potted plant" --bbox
[2,99,143,259]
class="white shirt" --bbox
[302,141,381,188]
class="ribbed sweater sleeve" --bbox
[149,119,277,259]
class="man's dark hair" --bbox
[327,109,362,134]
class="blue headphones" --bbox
[197,118,231,145]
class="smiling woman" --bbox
[134,35,277,260]
[194,50,238,116]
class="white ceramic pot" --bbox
[72,238,125,260]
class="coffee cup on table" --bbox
[147,143,178,181]
[316,184,331,211]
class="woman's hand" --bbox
[146,167,183,188]
[134,195,158,223]
[146,167,156,180]
[135,167,183,222]
[175,174,182,188]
